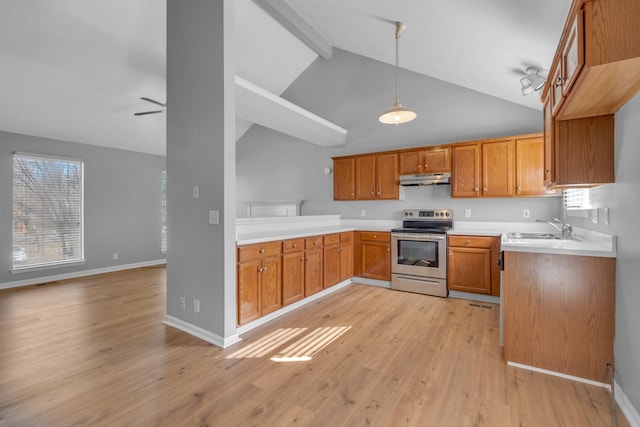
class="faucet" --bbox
[536,218,573,240]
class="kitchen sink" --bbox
[506,232,561,240]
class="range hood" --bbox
[399,172,451,186]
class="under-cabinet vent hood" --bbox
[399,172,451,186]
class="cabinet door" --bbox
[333,157,356,200]
[304,248,323,297]
[282,251,304,306]
[339,240,354,282]
[355,155,376,200]
[448,247,491,294]
[237,260,261,325]
[260,256,281,316]
[323,244,340,288]
[515,136,557,196]
[543,98,556,187]
[561,9,584,97]
[398,150,423,175]
[375,153,399,199]
[424,147,451,173]
[361,241,391,281]
[451,144,481,197]
[482,139,514,197]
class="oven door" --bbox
[391,233,446,279]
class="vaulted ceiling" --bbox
[0,0,571,156]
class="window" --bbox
[161,170,167,253]
[12,153,84,271]
[563,188,591,210]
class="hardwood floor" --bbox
[0,267,629,426]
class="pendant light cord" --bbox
[395,32,400,104]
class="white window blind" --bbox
[12,153,84,270]
[563,188,591,210]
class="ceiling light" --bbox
[520,67,547,96]
[379,22,416,125]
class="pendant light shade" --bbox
[379,22,416,125]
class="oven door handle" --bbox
[392,233,446,241]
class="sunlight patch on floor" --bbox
[226,327,307,359]
[270,326,351,363]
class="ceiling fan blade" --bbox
[134,110,164,116]
[140,97,166,107]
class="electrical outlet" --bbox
[112,252,118,261]
[194,299,200,313]
[592,208,599,224]
[604,208,610,224]
[193,185,199,199]
[464,209,471,218]
[360,209,366,217]
[523,209,530,219]
[208,210,219,224]
[179,297,186,310]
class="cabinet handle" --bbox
[370,191,374,195]
[292,244,297,248]
[424,164,428,169]
[259,249,265,253]
[483,187,488,192]
[418,165,422,169]
[258,267,264,272]
[517,186,522,190]
[465,240,472,245]
[474,187,479,192]
[545,169,550,174]
[554,77,563,88]
[449,252,453,256]
[262,266,268,272]
[377,191,381,195]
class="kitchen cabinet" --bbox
[553,115,615,187]
[451,144,481,197]
[338,232,354,282]
[398,147,450,175]
[515,135,558,196]
[333,157,356,200]
[323,233,340,288]
[447,235,500,296]
[281,238,305,306]
[543,98,555,187]
[304,236,324,297]
[237,241,282,325]
[550,0,640,121]
[355,231,391,281]
[482,139,514,197]
[355,153,399,200]
[503,251,615,382]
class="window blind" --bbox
[563,188,591,210]
[12,153,84,270]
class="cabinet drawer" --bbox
[237,241,281,262]
[282,238,304,253]
[323,233,340,245]
[340,231,353,242]
[359,231,390,242]
[305,236,323,249]
[448,235,493,248]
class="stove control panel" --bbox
[402,209,453,220]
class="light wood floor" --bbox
[0,267,629,427]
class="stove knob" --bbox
[436,212,440,217]
[409,212,413,216]
[445,212,450,217]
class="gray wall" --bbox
[237,49,561,222]
[560,93,640,413]
[0,131,165,286]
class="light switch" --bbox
[208,210,219,225]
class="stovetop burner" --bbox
[391,227,448,234]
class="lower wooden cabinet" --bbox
[304,236,324,297]
[447,235,500,296]
[338,232,354,282]
[324,232,354,288]
[237,242,282,325]
[356,231,391,281]
[282,238,305,307]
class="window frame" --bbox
[11,152,85,273]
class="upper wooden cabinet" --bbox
[334,153,398,201]
[550,0,640,120]
[482,139,515,197]
[451,144,481,198]
[333,157,356,200]
[515,135,558,196]
[399,147,451,175]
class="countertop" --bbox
[236,216,616,258]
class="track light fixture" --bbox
[520,67,547,96]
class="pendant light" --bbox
[379,22,417,125]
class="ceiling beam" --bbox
[236,76,347,147]
[253,0,333,59]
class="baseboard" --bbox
[351,277,391,288]
[448,290,500,304]
[616,380,640,427]
[235,279,352,336]
[0,259,167,290]
[507,361,610,389]
[163,315,241,348]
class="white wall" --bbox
[0,131,165,288]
